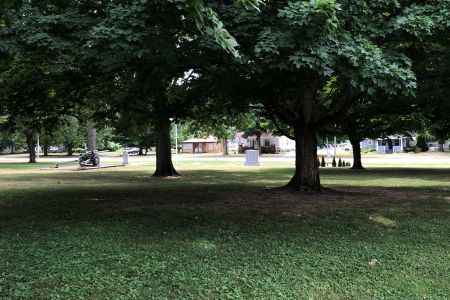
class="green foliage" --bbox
[416,135,429,152]
[332,157,336,167]
[338,157,342,167]
[52,116,85,149]
[96,126,122,151]
[362,147,376,154]
[321,156,326,167]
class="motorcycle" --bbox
[79,151,100,166]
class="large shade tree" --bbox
[203,0,450,191]
[0,0,261,173]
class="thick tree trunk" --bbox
[286,125,321,191]
[138,146,144,156]
[25,131,36,163]
[87,119,96,151]
[223,138,229,155]
[67,143,73,156]
[43,140,49,156]
[153,120,179,177]
[438,140,445,152]
[349,137,364,169]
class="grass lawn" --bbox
[0,160,449,299]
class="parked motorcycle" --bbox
[79,151,100,166]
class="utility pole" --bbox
[334,136,337,158]
[37,134,40,160]
[326,136,329,166]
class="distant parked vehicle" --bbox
[49,146,63,153]
[341,144,352,151]
[123,147,140,155]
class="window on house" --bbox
[393,139,400,146]
[264,139,271,146]
[380,140,387,146]
[183,143,192,150]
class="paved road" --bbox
[1,152,449,166]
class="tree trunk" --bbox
[67,143,73,156]
[349,137,364,169]
[286,125,321,191]
[43,140,49,156]
[10,142,14,154]
[438,140,445,152]
[256,133,261,154]
[25,130,37,163]
[223,138,229,155]
[153,120,179,177]
[87,119,96,151]
[138,146,144,156]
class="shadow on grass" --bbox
[1,165,449,298]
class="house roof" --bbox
[235,131,245,138]
[248,132,274,139]
[182,138,217,143]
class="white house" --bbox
[360,136,414,153]
[230,132,296,152]
[427,140,450,151]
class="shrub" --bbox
[73,148,85,154]
[403,145,420,153]
[332,157,336,167]
[416,136,429,152]
[261,145,277,154]
[362,147,376,153]
[320,156,326,167]
[338,158,342,167]
[106,141,122,151]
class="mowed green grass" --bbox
[0,160,449,299]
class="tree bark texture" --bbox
[438,140,445,152]
[25,130,36,163]
[67,143,73,156]
[87,119,96,151]
[349,137,364,169]
[223,138,229,155]
[286,124,321,191]
[43,140,49,156]
[256,133,261,154]
[153,120,179,177]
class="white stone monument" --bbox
[122,150,129,165]
[245,149,260,166]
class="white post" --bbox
[37,134,40,159]
[326,136,329,166]
[122,150,129,165]
[334,136,337,158]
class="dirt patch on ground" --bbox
[0,185,446,221]
[97,187,443,218]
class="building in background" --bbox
[181,138,222,154]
